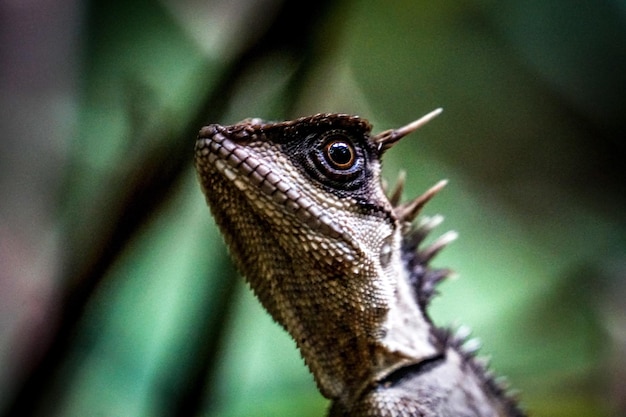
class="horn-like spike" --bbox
[416,214,445,234]
[418,268,454,305]
[495,376,512,391]
[411,214,445,241]
[455,324,473,341]
[462,337,483,355]
[393,179,448,223]
[474,355,492,371]
[404,214,444,252]
[381,177,389,194]
[373,108,443,151]
[388,170,406,207]
[419,230,458,263]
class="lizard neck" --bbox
[274,225,441,405]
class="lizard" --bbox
[194,109,525,417]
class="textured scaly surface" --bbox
[194,111,524,416]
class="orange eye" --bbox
[324,139,355,169]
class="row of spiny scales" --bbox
[384,172,524,414]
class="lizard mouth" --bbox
[195,126,347,241]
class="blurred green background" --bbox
[1,0,625,416]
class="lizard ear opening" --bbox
[372,108,443,153]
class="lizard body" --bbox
[194,111,524,416]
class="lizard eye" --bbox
[312,133,363,182]
[288,130,369,192]
[324,139,356,169]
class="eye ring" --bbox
[323,138,356,170]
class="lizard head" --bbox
[194,110,444,401]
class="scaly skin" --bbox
[194,112,524,416]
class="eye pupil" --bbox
[326,140,355,168]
